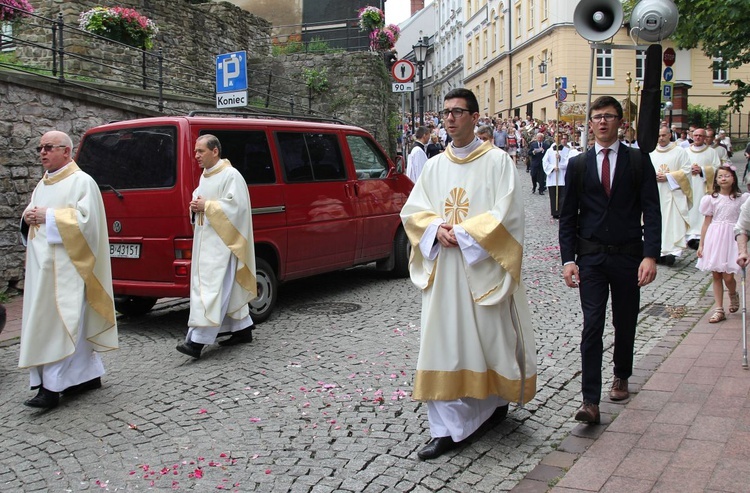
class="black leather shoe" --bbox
[218,326,253,346]
[417,436,458,460]
[539,190,545,195]
[491,403,509,423]
[664,254,676,266]
[24,387,59,409]
[687,239,699,250]
[176,340,204,359]
[62,377,102,396]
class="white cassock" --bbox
[400,139,537,442]
[649,144,693,256]
[407,143,428,183]
[711,144,731,165]
[685,145,721,241]
[19,161,118,392]
[543,145,571,217]
[187,159,257,345]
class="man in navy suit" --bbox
[529,133,550,194]
[558,96,661,424]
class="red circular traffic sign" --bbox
[663,48,676,67]
[391,59,415,83]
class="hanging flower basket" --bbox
[358,6,385,32]
[0,0,34,23]
[369,24,400,52]
[79,6,159,49]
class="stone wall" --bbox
[17,0,272,94]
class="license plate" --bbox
[110,243,140,258]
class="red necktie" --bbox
[601,148,611,196]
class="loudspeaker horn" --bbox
[630,0,679,43]
[573,0,624,42]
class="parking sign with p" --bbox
[216,51,248,93]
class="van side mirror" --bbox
[395,154,404,174]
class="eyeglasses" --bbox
[442,108,472,119]
[590,114,619,122]
[36,144,68,153]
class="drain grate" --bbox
[292,302,362,315]
[641,303,687,319]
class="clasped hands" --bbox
[189,196,205,213]
[24,206,47,226]
[436,223,458,248]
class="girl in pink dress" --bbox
[697,165,749,322]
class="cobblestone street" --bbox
[0,162,713,492]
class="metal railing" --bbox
[0,5,367,119]
[728,113,750,139]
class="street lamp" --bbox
[413,36,428,126]
[664,101,673,127]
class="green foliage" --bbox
[302,67,329,93]
[669,0,750,111]
[686,103,727,130]
[272,40,303,56]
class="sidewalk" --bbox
[515,289,750,493]
[0,295,22,346]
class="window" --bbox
[528,56,534,91]
[713,57,728,83]
[635,50,646,80]
[528,0,535,31]
[346,135,389,180]
[206,130,276,184]
[467,0,472,17]
[541,108,547,122]
[541,49,549,86]
[596,49,613,79]
[499,14,505,48]
[515,5,522,38]
[482,29,488,58]
[542,0,549,20]
[276,132,345,182]
[467,41,473,67]
[1,22,15,51]
[499,70,504,101]
[516,62,522,95]
[77,126,178,190]
[475,35,480,65]
[491,14,497,53]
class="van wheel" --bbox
[392,228,410,278]
[249,258,277,323]
[114,296,157,317]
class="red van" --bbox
[75,114,412,322]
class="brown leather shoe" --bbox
[609,377,629,401]
[574,402,600,424]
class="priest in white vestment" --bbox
[401,89,537,461]
[543,134,571,219]
[685,129,721,247]
[649,126,693,264]
[20,131,118,409]
[176,134,257,359]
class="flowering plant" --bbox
[358,6,384,32]
[79,6,159,49]
[369,24,400,51]
[0,0,34,22]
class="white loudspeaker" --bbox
[630,0,679,42]
[573,0,624,42]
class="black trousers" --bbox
[530,163,546,191]
[548,186,565,217]
[578,254,640,404]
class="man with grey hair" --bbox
[20,130,119,408]
[529,133,549,194]
[407,126,430,183]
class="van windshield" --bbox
[77,126,177,190]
